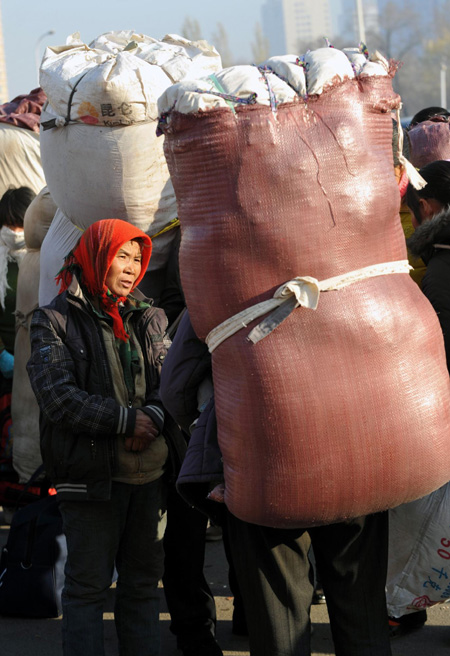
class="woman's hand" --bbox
[124,410,160,452]
[207,482,226,503]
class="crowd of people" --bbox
[1,96,450,656]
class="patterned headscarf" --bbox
[56,219,152,341]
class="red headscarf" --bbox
[56,219,152,341]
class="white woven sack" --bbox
[158,45,389,117]
[12,250,43,481]
[360,60,390,77]
[261,55,307,96]
[0,124,46,197]
[39,32,181,270]
[90,31,222,82]
[342,48,368,75]
[40,105,178,267]
[303,47,355,95]
[159,65,298,114]
[12,190,56,481]
[40,40,171,126]
[342,47,389,78]
[386,484,450,617]
[38,209,80,306]
[24,186,57,250]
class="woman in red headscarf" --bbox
[27,218,180,656]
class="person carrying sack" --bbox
[27,218,178,656]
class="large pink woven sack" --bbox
[162,73,450,528]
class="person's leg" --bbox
[59,498,119,656]
[221,515,247,636]
[309,546,326,604]
[162,481,220,654]
[226,511,313,656]
[310,512,392,656]
[114,477,167,656]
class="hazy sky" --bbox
[2,0,265,100]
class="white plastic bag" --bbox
[387,484,450,617]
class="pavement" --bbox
[1,506,450,656]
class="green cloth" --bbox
[86,292,150,402]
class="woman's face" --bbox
[105,240,142,297]
[410,197,444,229]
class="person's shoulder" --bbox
[143,304,169,335]
[30,291,72,336]
[36,290,69,316]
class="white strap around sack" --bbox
[205,260,412,353]
[395,106,427,191]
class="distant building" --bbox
[261,0,382,57]
[336,0,379,44]
[262,0,334,55]
[261,0,286,55]
[285,0,333,52]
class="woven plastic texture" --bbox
[408,120,450,168]
[163,74,450,527]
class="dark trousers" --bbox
[163,482,217,649]
[227,511,392,656]
[60,478,166,656]
[222,517,247,632]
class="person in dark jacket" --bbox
[27,219,173,656]
[406,159,450,369]
[156,228,225,656]
[160,310,247,638]
[140,226,225,656]
[389,160,450,638]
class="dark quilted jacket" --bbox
[27,277,174,501]
[408,206,450,372]
[160,310,225,522]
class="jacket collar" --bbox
[66,274,152,312]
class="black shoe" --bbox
[180,635,223,656]
[389,610,427,639]
[232,618,248,636]
[231,604,248,636]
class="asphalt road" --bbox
[1,506,450,655]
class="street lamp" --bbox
[441,60,447,109]
[355,0,366,44]
[35,29,55,84]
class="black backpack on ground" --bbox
[0,466,66,618]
